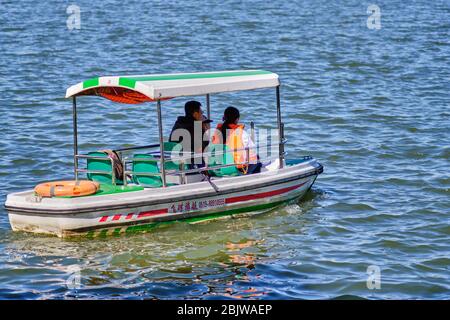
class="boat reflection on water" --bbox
[226,239,260,268]
[218,239,267,299]
[2,219,281,299]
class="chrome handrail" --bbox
[114,144,160,152]
[155,144,277,163]
[74,154,116,185]
[74,139,286,187]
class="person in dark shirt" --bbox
[169,100,211,165]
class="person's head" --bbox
[220,106,240,144]
[223,106,240,125]
[185,100,203,121]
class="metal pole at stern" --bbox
[276,86,284,169]
[206,94,211,119]
[72,97,79,180]
[157,100,167,187]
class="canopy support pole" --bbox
[276,86,284,169]
[157,100,167,187]
[206,94,211,119]
[72,97,79,180]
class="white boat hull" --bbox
[5,160,323,237]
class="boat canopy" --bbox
[66,70,280,104]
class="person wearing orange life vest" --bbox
[211,106,262,174]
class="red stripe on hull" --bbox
[225,182,307,204]
[125,213,134,220]
[97,181,308,223]
[112,214,122,221]
[137,208,168,218]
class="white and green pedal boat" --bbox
[5,70,323,237]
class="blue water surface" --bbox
[0,0,449,299]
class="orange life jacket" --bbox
[212,123,258,173]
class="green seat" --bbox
[164,141,190,172]
[163,141,178,151]
[132,154,162,187]
[87,152,123,185]
[206,144,240,177]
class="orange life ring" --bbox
[34,180,100,197]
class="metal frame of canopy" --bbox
[68,70,285,187]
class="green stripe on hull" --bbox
[113,228,122,237]
[83,195,298,238]
[183,198,290,224]
[125,221,171,234]
[118,70,273,89]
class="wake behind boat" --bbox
[5,70,323,237]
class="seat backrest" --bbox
[132,154,162,187]
[206,144,240,177]
[164,141,190,172]
[87,151,123,185]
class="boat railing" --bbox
[73,144,164,183]
[114,143,161,153]
[120,142,286,186]
[74,140,287,187]
[74,154,117,184]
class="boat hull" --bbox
[5,160,323,237]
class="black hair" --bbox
[220,106,240,144]
[184,101,202,117]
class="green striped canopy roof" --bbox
[66,70,279,101]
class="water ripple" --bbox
[0,0,449,299]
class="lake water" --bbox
[0,0,449,299]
